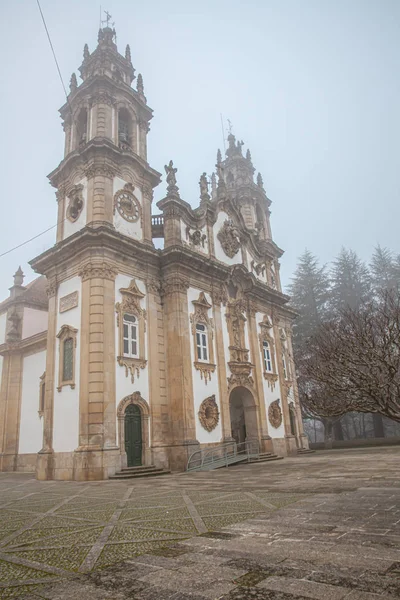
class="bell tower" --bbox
[30,24,162,481]
[51,25,160,245]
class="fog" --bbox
[0,0,399,297]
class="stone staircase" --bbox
[297,448,316,455]
[109,465,171,480]
[248,452,284,464]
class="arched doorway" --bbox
[229,386,259,445]
[117,392,151,467]
[125,404,142,466]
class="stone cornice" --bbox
[0,330,47,357]
[29,225,160,276]
[48,137,161,189]
[60,75,153,120]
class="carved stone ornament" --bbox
[227,372,254,390]
[268,399,283,429]
[79,262,117,282]
[114,183,142,224]
[115,279,147,384]
[217,219,241,258]
[198,395,219,432]
[59,291,79,313]
[84,164,118,180]
[210,285,228,306]
[161,275,190,296]
[186,226,207,248]
[66,184,84,223]
[250,260,266,278]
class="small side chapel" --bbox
[0,25,308,480]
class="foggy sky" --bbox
[1,0,399,299]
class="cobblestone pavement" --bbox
[0,447,399,599]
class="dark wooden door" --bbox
[124,404,142,467]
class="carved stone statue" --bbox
[199,172,209,198]
[164,160,179,197]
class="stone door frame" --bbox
[117,392,151,466]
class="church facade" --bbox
[0,26,308,480]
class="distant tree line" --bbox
[288,246,400,445]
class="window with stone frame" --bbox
[39,372,46,417]
[115,279,147,384]
[258,315,278,390]
[190,292,215,383]
[56,325,78,391]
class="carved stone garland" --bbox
[198,395,219,432]
[217,219,241,258]
[268,399,283,429]
[66,184,84,223]
[115,279,147,383]
[258,314,278,390]
[190,292,215,383]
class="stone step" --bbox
[109,469,171,480]
[297,449,316,454]
[121,465,159,473]
[249,454,284,463]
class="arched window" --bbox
[123,313,139,358]
[196,323,208,362]
[118,108,132,148]
[262,341,272,373]
[76,108,88,146]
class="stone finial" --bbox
[199,172,210,203]
[216,149,222,165]
[137,73,144,95]
[6,308,21,343]
[98,28,104,43]
[125,44,132,62]
[83,43,90,60]
[246,148,252,162]
[69,73,77,93]
[217,165,226,199]
[164,160,180,197]
[211,172,217,200]
[13,266,24,287]
[257,172,265,190]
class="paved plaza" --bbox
[0,447,399,598]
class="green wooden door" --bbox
[124,404,142,467]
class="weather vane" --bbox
[101,10,114,28]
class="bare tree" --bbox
[300,290,400,427]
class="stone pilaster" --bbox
[142,186,153,244]
[162,274,198,470]
[0,350,23,471]
[286,328,309,450]
[147,280,170,468]
[247,305,272,453]
[211,291,231,441]
[73,261,119,480]
[36,282,58,480]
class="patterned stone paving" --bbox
[0,472,308,598]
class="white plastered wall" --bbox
[113,177,143,241]
[256,311,285,439]
[63,177,88,240]
[181,221,209,256]
[19,350,46,454]
[115,274,149,445]
[22,308,48,339]
[187,287,222,444]
[53,277,81,452]
[213,211,242,266]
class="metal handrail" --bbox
[186,439,260,471]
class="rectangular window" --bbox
[196,324,208,362]
[123,314,138,358]
[282,352,288,379]
[263,341,272,372]
[63,338,74,382]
